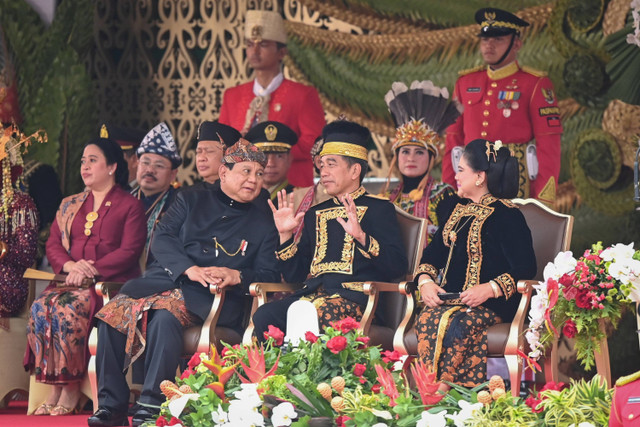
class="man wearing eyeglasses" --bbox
[218,9,325,189]
[131,122,182,269]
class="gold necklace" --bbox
[213,237,248,257]
[440,211,474,288]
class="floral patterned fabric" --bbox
[300,289,363,331]
[416,306,500,387]
[27,287,92,383]
[95,288,197,369]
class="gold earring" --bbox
[475,180,482,186]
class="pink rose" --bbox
[305,331,318,343]
[180,368,194,380]
[381,350,402,364]
[562,319,577,338]
[575,290,592,309]
[263,325,285,346]
[326,336,348,354]
[353,363,366,377]
[355,336,370,348]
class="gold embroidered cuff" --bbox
[415,263,438,282]
[357,247,371,259]
[494,273,515,299]
[366,236,380,257]
[341,282,365,292]
[276,241,298,261]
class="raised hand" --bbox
[268,190,304,243]
[335,194,366,245]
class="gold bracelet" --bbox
[489,280,500,298]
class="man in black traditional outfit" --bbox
[88,139,280,427]
[252,119,408,339]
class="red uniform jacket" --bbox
[444,62,562,200]
[218,79,325,187]
[611,371,640,426]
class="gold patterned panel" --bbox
[92,0,396,183]
[310,205,367,276]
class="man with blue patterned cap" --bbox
[443,7,562,206]
[89,138,279,427]
[131,122,181,268]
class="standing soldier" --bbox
[443,8,562,205]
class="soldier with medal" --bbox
[443,8,563,206]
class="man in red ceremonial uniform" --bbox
[218,10,325,188]
[443,8,562,205]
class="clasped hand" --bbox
[185,265,241,289]
[420,275,493,308]
[63,259,99,287]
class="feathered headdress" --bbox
[382,80,462,200]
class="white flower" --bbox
[271,402,297,426]
[168,393,200,418]
[393,355,408,371]
[568,423,596,427]
[233,383,262,409]
[543,251,576,281]
[600,242,635,262]
[628,276,640,303]
[228,399,265,426]
[416,410,447,427]
[212,404,229,425]
[446,401,483,426]
[371,424,388,427]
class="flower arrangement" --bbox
[146,316,614,426]
[526,242,640,369]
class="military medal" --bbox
[274,103,281,112]
[503,109,511,118]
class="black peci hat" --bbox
[245,121,298,153]
[197,121,242,148]
[319,120,371,162]
[475,8,529,38]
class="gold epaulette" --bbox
[616,370,640,387]
[458,65,485,76]
[367,193,390,200]
[521,66,547,78]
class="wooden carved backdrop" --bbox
[92,0,390,185]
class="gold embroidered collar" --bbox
[487,61,519,81]
[479,193,498,205]
[332,186,366,204]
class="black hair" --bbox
[85,137,129,188]
[343,156,369,184]
[463,139,518,199]
[276,42,287,50]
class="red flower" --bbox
[331,317,359,334]
[562,319,577,338]
[381,350,402,364]
[559,273,574,287]
[326,336,348,354]
[187,353,201,369]
[540,381,566,392]
[575,289,592,309]
[355,336,370,348]
[263,325,285,346]
[168,417,182,426]
[525,396,543,413]
[562,285,577,300]
[335,415,352,427]
[353,363,366,377]
[156,416,169,426]
[180,368,194,380]
[305,331,318,343]
[371,384,381,393]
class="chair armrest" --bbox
[95,282,125,304]
[194,284,225,354]
[242,282,303,345]
[504,279,534,357]
[360,281,415,355]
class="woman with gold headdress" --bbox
[25,127,146,416]
[382,81,461,245]
[0,124,39,328]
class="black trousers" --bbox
[251,295,299,342]
[96,309,183,412]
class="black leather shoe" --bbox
[131,407,159,427]
[87,407,130,427]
